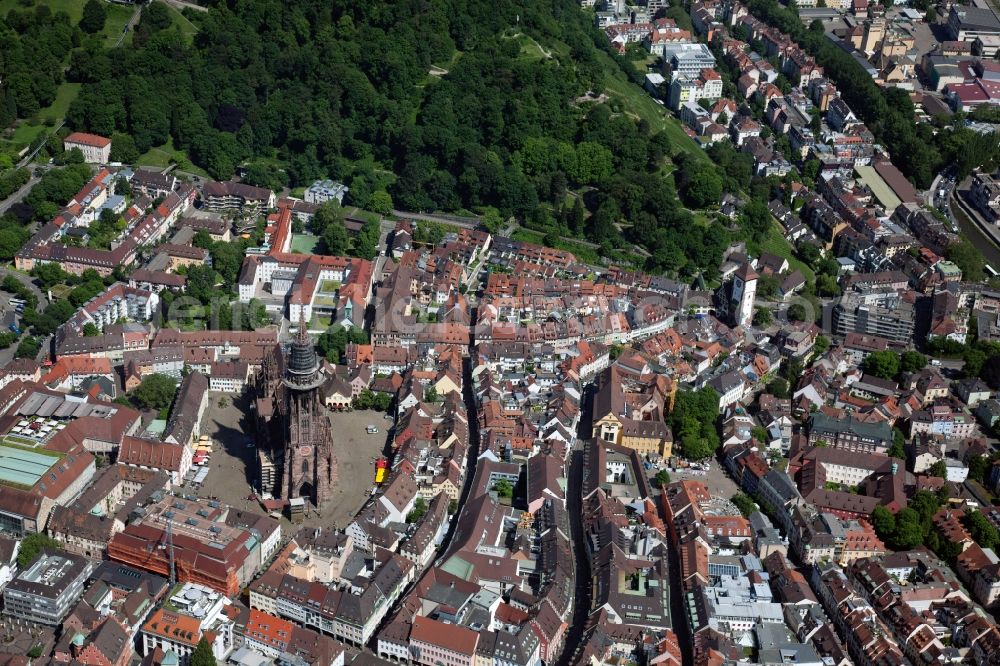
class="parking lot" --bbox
[183,393,391,531]
[660,458,741,499]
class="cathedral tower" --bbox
[280,322,336,506]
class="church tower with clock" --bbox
[279,322,336,506]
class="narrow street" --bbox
[367,325,483,651]
[0,174,40,217]
[0,268,46,306]
[667,514,693,666]
[391,209,480,229]
[556,386,594,666]
[439,352,483,555]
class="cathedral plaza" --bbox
[192,391,388,530]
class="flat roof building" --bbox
[659,43,716,76]
[108,495,279,596]
[3,550,95,625]
[948,5,1000,41]
[304,180,349,205]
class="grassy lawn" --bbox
[290,234,320,254]
[692,211,713,227]
[515,34,553,61]
[103,2,135,45]
[48,284,73,300]
[594,50,709,165]
[0,0,134,45]
[39,82,81,123]
[750,222,815,283]
[308,314,335,331]
[161,0,199,42]
[0,0,85,21]
[137,137,210,177]
[511,228,603,265]
[319,280,341,293]
[4,122,47,149]
[1,81,81,152]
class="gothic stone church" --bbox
[252,326,338,506]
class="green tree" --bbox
[753,308,773,327]
[899,351,927,375]
[871,505,895,540]
[132,373,178,411]
[738,199,771,242]
[887,428,906,460]
[815,274,840,297]
[679,162,723,209]
[240,299,269,330]
[969,453,999,483]
[82,322,100,337]
[190,636,217,666]
[946,238,985,282]
[369,190,393,215]
[493,479,513,498]
[316,325,368,363]
[670,387,720,459]
[655,469,671,487]
[891,508,924,550]
[765,377,789,398]
[406,498,428,523]
[32,263,71,289]
[967,510,1000,550]
[79,0,107,34]
[316,203,349,256]
[809,336,829,357]
[731,492,757,517]
[909,490,940,527]
[757,274,779,303]
[17,533,62,568]
[862,350,901,380]
[927,460,948,479]
[787,303,807,322]
[109,134,139,165]
[15,336,39,360]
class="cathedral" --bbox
[252,324,337,507]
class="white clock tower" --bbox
[732,262,758,328]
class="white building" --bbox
[668,69,724,111]
[732,262,758,328]
[141,584,235,663]
[63,132,112,164]
[305,180,349,205]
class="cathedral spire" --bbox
[283,312,323,390]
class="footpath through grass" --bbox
[137,137,210,177]
[594,50,709,165]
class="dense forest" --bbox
[64,0,608,213]
[0,0,741,276]
[0,5,72,126]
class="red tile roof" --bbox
[410,616,479,656]
[65,132,111,148]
